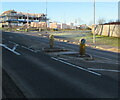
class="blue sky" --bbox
[1,2,119,25]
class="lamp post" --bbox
[93,0,96,43]
[27,10,29,31]
[46,0,47,33]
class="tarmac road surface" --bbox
[1,31,120,98]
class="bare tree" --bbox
[88,20,93,26]
[115,19,120,22]
[108,19,114,23]
[97,18,106,24]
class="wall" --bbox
[92,24,120,37]
[31,22,46,28]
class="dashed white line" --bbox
[0,44,21,55]
[5,40,40,53]
[92,54,118,61]
[8,41,37,53]
[93,54,112,60]
[88,68,120,73]
[51,57,101,76]
[8,41,18,45]
[58,57,68,60]
[21,46,37,53]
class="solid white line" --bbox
[0,44,21,55]
[88,68,120,73]
[51,57,101,76]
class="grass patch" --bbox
[52,32,119,48]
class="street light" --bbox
[46,0,47,33]
[27,10,29,28]
[93,0,96,43]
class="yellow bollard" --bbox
[79,39,86,56]
[26,28,28,32]
[49,34,54,49]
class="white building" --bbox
[0,10,47,27]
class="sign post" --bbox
[79,39,86,56]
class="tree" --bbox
[108,19,114,23]
[97,18,106,24]
[115,19,120,22]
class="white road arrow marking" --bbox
[0,44,21,55]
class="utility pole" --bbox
[93,0,96,43]
[46,0,47,32]
[27,10,29,29]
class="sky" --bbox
[1,1,119,25]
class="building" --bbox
[49,23,59,29]
[0,10,47,28]
[60,23,68,29]
[49,22,76,29]
[76,24,89,29]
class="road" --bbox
[1,31,120,98]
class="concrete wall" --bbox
[92,24,120,37]
[31,22,46,28]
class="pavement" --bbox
[1,31,120,98]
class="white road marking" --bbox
[6,40,39,53]
[92,54,118,61]
[58,57,68,60]
[8,41,37,53]
[5,40,19,51]
[92,54,119,64]
[51,57,101,76]
[88,68,120,73]
[0,44,21,55]
[8,41,18,45]
[21,46,37,53]
[12,44,19,51]
[86,60,119,65]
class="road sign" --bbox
[79,39,86,56]
[81,39,86,44]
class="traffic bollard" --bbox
[49,34,54,49]
[26,28,28,32]
[79,39,86,56]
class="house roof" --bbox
[103,22,120,25]
[1,10,45,17]
[2,10,17,15]
[17,12,45,17]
